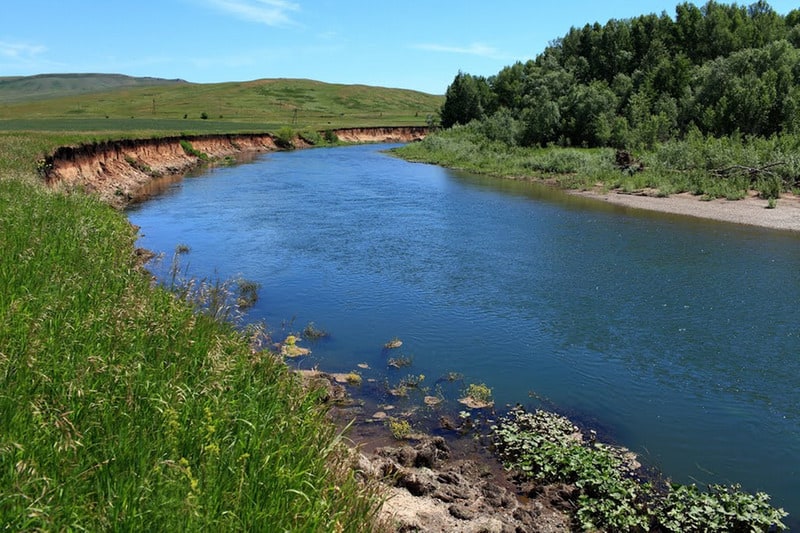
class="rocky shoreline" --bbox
[299,369,576,532]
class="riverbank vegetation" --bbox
[493,407,787,532]
[401,1,800,201]
[0,167,381,529]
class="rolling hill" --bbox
[0,75,443,132]
[0,73,187,103]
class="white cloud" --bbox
[411,42,504,59]
[0,40,47,59]
[204,0,300,26]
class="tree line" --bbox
[440,1,800,149]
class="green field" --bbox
[0,75,443,133]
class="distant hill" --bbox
[0,73,188,103]
[0,77,443,131]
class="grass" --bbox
[0,79,418,529]
[0,77,442,132]
[0,177,381,530]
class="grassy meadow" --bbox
[0,76,442,133]
[0,75,443,530]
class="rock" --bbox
[397,470,436,496]
[424,395,442,406]
[384,338,403,349]
[449,503,475,520]
[458,396,494,409]
[439,415,459,431]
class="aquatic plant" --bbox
[302,321,329,340]
[463,382,493,406]
[388,355,413,368]
[345,371,363,385]
[387,417,412,440]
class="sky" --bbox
[1,0,798,95]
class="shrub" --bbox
[179,140,208,160]
[274,126,295,149]
[324,130,339,143]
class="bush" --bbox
[274,126,295,149]
[324,130,339,144]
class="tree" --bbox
[440,72,491,128]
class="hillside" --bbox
[0,73,187,103]
[0,76,443,132]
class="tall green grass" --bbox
[0,178,380,529]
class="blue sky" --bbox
[1,1,798,94]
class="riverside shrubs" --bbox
[394,125,800,200]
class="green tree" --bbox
[440,72,492,128]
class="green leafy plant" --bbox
[324,129,339,143]
[492,406,787,532]
[655,483,787,533]
[387,417,412,440]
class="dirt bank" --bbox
[43,127,428,208]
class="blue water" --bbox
[127,143,800,520]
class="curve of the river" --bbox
[127,143,800,522]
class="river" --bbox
[126,143,800,521]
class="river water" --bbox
[127,143,800,520]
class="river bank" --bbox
[574,187,800,233]
[43,127,428,208]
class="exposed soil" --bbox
[43,127,428,209]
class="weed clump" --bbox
[459,382,493,408]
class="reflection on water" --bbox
[127,143,800,522]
